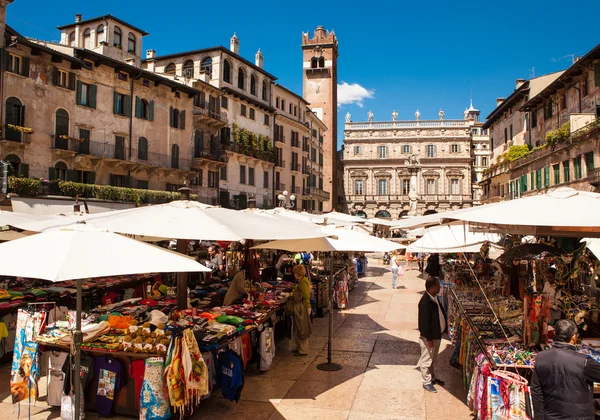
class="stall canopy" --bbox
[252,225,405,253]
[388,210,465,230]
[8,201,329,241]
[322,211,368,224]
[441,188,600,237]
[367,218,396,227]
[406,224,502,254]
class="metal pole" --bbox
[317,251,341,371]
[74,278,83,420]
[177,186,191,309]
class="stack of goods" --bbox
[487,343,536,367]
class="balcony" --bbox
[192,145,228,170]
[306,186,330,201]
[302,144,310,153]
[229,143,275,163]
[345,194,472,204]
[276,183,286,191]
[0,126,31,153]
[291,138,300,148]
[275,134,286,143]
[293,186,301,195]
[588,168,600,186]
[291,163,302,172]
[192,106,228,129]
[276,159,286,169]
[302,165,312,175]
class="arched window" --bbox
[200,57,212,75]
[83,28,91,49]
[69,31,76,47]
[5,97,24,142]
[223,60,231,83]
[237,67,245,90]
[140,99,149,119]
[375,210,392,219]
[55,161,68,181]
[4,154,21,177]
[183,60,194,78]
[318,57,325,68]
[310,57,317,68]
[113,26,122,48]
[165,63,176,75]
[423,209,438,216]
[96,24,105,45]
[399,210,409,219]
[355,210,367,219]
[138,137,148,161]
[128,33,136,53]
[194,130,204,158]
[172,109,180,128]
[250,75,257,96]
[262,80,268,101]
[54,108,69,150]
[171,144,180,169]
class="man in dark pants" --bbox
[417,277,446,393]
[531,319,600,420]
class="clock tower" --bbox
[302,26,339,212]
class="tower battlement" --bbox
[301,26,338,49]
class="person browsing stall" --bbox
[542,267,562,325]
[223,270,250,306]
[418,277,447,393]
[207,246,224,272]
[531,319,600,420]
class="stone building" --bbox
[0,19,213,199]
[301,26,339,211]
[342,108,478,218]
[465,101,491,205]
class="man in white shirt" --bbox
[417,277,447,393]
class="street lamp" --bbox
[278,190,296,209]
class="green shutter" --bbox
[18,163,29,178]
[180,110,186,129]
[595,63,600,87]
[89,85,97,109]
[124,95,132,117]
[148,100,154,121]
[20,57,30,77]
[135,96,141,118]
[87,171,96,185]
[52,67,59,86]
[48,167,57,181]
[68,72,76,90]
[113,91,119,114]
[66,169,78,182]
[76,80,82,105]
[536,169,542,189]
[544,167,550,187]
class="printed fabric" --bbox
[217,349,244,402]
[164,336,185,416]
[10,309,43,404]
[182,329,209,407]
[94,356,123,417]
[140,357,171,420]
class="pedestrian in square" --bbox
[418,277,446,393]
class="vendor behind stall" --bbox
[223,269,250,306]
[543,267,562,325]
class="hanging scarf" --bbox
[164,336,185,418]
[182,329,208,410]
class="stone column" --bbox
[407,165,420,216]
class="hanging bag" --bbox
[397,262,405,277]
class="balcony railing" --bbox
[306,186,330,201]
[2,125,32,143]
[302,144,310,153]
[346,194,472,203]
[275,134,286,143]
[229,143,275,162]
[276,159,286,168]
[276,183,286,191]
[291,163,302,172]
[302,165,311,174]
[291,138,300,148]
[588,167,600,186]
[293,186,301,195]
[345,120,468,130]
[192,106,228,125]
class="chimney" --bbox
[315,25,326,39]
[515,78,526,89]
[75,14,82,23]
[255,48,263,68]
[230,33,239,55]
[146,49,156,60]
[496,97,505,107]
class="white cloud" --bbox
[337,82,375,108]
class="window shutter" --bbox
[20,57,30,77]
[68,72,76,90]
[89,85,97,109]
[124,95,132,117]
[113,91,119,114]
[66,169,78,182]
[2,50,8,70]
[88,171,96,185]
[135,96,141,118]
[18,163,29,178]
[76,81,82,105]
[48,167,57,181]
[169,106,174,127]
[52,67,60,86]
[595,63,600,87]
[180,110,186,129]
[148,100,154,121]
[19,105,25,126]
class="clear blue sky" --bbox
[7,0,600,146]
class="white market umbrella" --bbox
[322,211,368,224]
[252,225,405,253]
[0,209,59,227]
[441,188,600,237]
[406,224,501,253]
[12,201,328,241]
[367,218,396,227]
[0,223,208,420]
[388,210,465,230]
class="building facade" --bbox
[342,108,480,218]
[301,26,339,212]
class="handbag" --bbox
[398,264,405,277]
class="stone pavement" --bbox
[0,262,472,419]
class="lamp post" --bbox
[277,190,296,210]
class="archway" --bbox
[375,210,392,219]
[399,210,409,219]
[354,210,367,219]
[423,209,438,216]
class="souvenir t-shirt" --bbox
[259,327,275,371]
[62,353,95,394]
[201,351,217,399]
[0,321,8,357]
[217,350,244,402]
[4,313,16,353]
[94,356,123,417]
[129,359,145,410]
[43,350,68,406]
